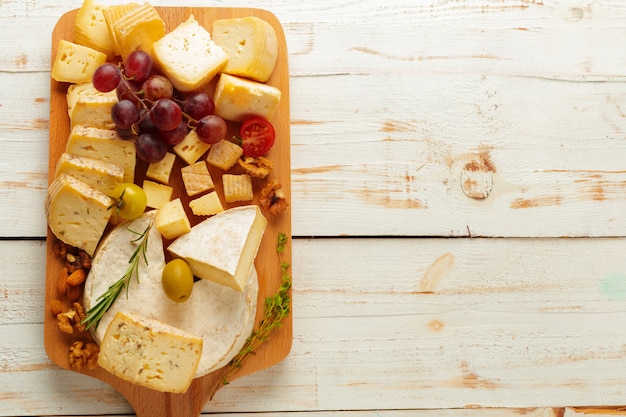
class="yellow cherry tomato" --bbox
[162,259,194,303]
[110,183,147,220]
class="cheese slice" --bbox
[54,152,123,194]
[167,205,267,292]
[51,40,107,84]
[68,84,118,130]
[45,173,112,256]
[213,73,281,122]
[66,125,136,183]
[74,0,116,58]
[181,161,214,197]
[212,16,278,82]
[189,191,223,216]
[84,211,258,377]
[102,2,139,56]
[98,311,202,394]
[152,14,228,92]
[113,2,165,59]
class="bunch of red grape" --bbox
[92,50,228,163]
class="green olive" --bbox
[161,259,194,303]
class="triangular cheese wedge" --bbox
[167,205,267,292]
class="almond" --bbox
[57,267,68,296]
[66,269,87,287]
[66,284,83,302]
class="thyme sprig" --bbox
[81,222,151,331]
[223,232,292,384]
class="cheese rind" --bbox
[103,2,140,56]
[181,161,214,196]
[152,14,228,92]
[54,152,124,194]
[98,311,202,394]
[51,40,107,84]
[66,125,136,183]
[45,173,112,256]
[212,16,278,82]
[205,139,243,171]
[112,2,165,59]
[168,205,267,291]
[213,73,281,122]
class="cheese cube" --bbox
[45,173,112,256]
[74,0,116,58]
[146,152,175,184]
[212,16,278,82]
[173,130,211,165]
[181,161,214,197]
[143,180,172,209]
[98,311,202,394]
[103,2,139,56]
[213,73,281,122]
[223,174,253,203]
[51,40,107,84]
[189,191,224,216]
[152,14,227,92]
[168,206,267,291]
[205,139,243,171]
[112,2,165,59]
[66,125,136,182]
[156,198,191,240]
[54,153,123,194]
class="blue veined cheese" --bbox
[98,311,202,394]
[45,173,112,256]
[51,40,107,84]
[213,73,281,122]
[167,205,267,292]
[54,152,123,194]
[66,125,136,183]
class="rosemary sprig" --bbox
[81,222,151,331]
[223,232,292,384]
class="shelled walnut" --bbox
[259,180,289,215]
[238,155,273,178]
[69,341,99,371]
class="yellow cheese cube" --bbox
[156,198,191,239]
[181,161,214,197]
[113,2,165,59]
[146,152,175,184]
[51,40,107,84]
[152,14,227,92]
[103,2,140,56]
[173,130,211,165]
[143,180,172,209]
[205,139,243,171]
[189,191,224,216]
[98,311,202,394]
[74,0,116,58]
[54,153,123,194]
[212,16,278,82]
[213,73,281,122]
[222,174,253,203]
[66,125,136,183]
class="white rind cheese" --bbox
[45,173,112,256]
[84,212,258,377]
[213,73,281,122]
[98,311,202,394]
[167,205,267,292]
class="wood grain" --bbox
[43,7,291,417]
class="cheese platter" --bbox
[44,5,291,416]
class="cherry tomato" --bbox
[110,183,147,220]
[240,117,275,157]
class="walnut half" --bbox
[259,180,289,215]
[237,155,273,178]
[69,341,99,371]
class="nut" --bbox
[238,155,273,178]
[69,341,99,371]
[66,269,86,287]
[72,302,87,333]
[66,284,82,302]
[259,180,289,215]
[56,267,68,297]
[50,299,63,316]
[56,310,76,334]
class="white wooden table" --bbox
[3,0,626,416]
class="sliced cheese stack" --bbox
[67,83,118,130]
[152,14,228,92]
[66,125,136,183]
[98,311,202,394]
[212,16,278,83]
[102,2,139,56]
[73,0,116,59]
[213,73,281,122]
[45,173,112,256]
[168,205,267,292]
[51,40,107,84]
[111,2,165,59]
[54,153,123,195]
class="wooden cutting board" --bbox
[44,6,291,417]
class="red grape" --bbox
[183,92,215,120]
[116,78,141,104]
[111,99,139,130]
[150,98,182,131]
[136,133,167,163]
[196,115,227,144]
[159,121,188,146]
[93,63,122,92]
[142,75,173,100]
[124,50,152,83]
[137,108,157,133]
